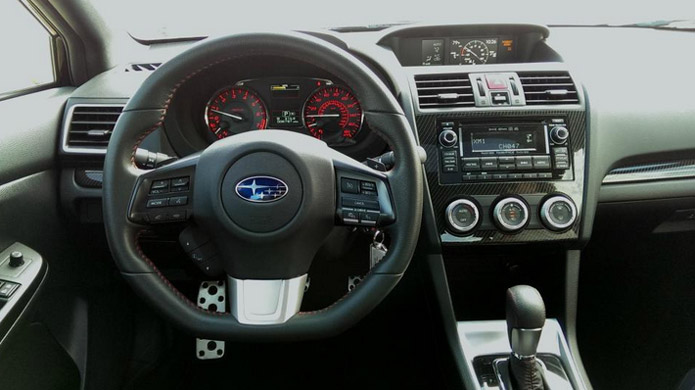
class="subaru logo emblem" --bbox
[235,176,288,203]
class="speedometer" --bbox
[205,86,267,139]
[303,86,362,146]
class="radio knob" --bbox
[439,130,458,148]
[445,199,480,234]
[493,197,529,233]
[549,126,569,144]
[540,195,577,231]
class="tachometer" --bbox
[303,86,362,146]
[205,86,267,139]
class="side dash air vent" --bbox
[126,63,162,72]
[415,74,475,108]
[64,105,124,153]
[517,71,579,105]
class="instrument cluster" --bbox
[203,77,364,147]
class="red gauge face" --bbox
[205,86,267,139]
[303,86,362,145]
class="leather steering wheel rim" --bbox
[103,31,423,341]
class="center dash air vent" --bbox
[126,63,162,72]
[517,71,579,105]
[415,74,474,108]
[64,105,124,153]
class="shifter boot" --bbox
[510,356,545,390]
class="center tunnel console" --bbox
[398,35,592,387]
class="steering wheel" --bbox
[103,32,423,341]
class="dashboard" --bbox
[58,23,695,247]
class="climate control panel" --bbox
[443,194,578,237]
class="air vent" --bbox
[517,71,579,105]
[415,74,475,109]
[126,63,162,72]
[64,105,124,153]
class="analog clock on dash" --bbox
[449,38,499,65]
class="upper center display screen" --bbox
[419,36,515,66]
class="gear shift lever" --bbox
[506,285,547,390]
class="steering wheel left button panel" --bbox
[127,153,199,225]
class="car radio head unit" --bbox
[437,118,573,184]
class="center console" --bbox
[382,22,591,390]
[410,70,586,245]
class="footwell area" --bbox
[125,260,448,390]
[579,199,695,390]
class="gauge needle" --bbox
[305,114,340,118]
[464,48,483,62]
[211,109,244,121]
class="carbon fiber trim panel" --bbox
[603,159,695,184]
[416,109,586,244]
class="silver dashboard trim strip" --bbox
[602,160,695,184]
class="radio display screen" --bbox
[461,123,547,156]
[470,131,538,153]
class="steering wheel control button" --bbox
[342,210,360,225]
[149,212,169,223]
[342,198,379,210]
[9,251,24,268]
[171,176,190,188]
[150,180,169,194]
[360,180,376,192]
[146,198,168,208]
[445,199,480,234]
[540,195,577,231]
[493,197,530,233]
[170,178,190,192]
[168,211,187,222]
[359,212,379,226]
[549,126,570,144]
[341,178,359,194]
[168,196,189,207]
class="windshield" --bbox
[91,0,695,40]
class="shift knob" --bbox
[506,285,546,358]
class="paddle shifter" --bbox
[506,285,547,390]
